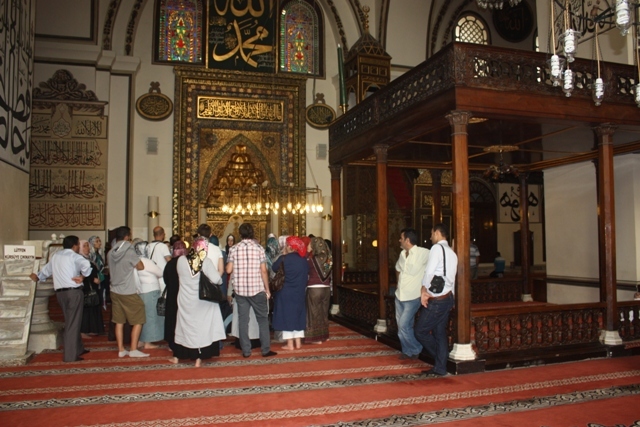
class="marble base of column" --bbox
[330,304,340,316]
[521,294,533,302]
[373,319,388,334]
[27,282,62,353]
[449,343,477,361]
[600,329,623,346]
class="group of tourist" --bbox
[33,221,334,367]
[394,223,458,377]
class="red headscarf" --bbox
[286,236,307,257]
[301,236,311,252]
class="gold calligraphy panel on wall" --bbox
[29,104,108,230]
[207,0,276,72]
[197,96,284,122]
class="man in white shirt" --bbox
[415,223,458,377]
[395,228,429,360]
[31,235,92,362]
[197,223,224,276]
[147,226,171,289]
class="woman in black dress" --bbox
[79,240,104,336]
[163,240,187,351]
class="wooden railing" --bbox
[470,303,605,354]
[337,285,378,327]
[618,301,640,342]
[329,43,640,149]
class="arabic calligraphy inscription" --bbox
[207,0,277,72]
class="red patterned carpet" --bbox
[1,304,639,427]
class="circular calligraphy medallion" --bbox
[306,103,336,129]
[136,90,173,121]
[492,1,534,43]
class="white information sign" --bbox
[4,245,36,260]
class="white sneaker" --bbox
[129,349,150,358]
[118,350,129,358]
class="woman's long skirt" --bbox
[303,286,331,344]
[139,290,165,343]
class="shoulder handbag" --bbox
[84,288,100,307]
[199,272,226,303]
[269,261,285,294]
[428,244,446,294]
[156,286,167,316]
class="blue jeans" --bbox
[414,293,454,375]
[236,293,271,356]
[395,297,423,356]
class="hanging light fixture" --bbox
[593,24,605,106]
[483,145,520,182]
[208,145,324,216]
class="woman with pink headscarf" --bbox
[271,236,309,350]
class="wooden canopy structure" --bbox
[328,43,640,373]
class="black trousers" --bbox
[56,288,85,362]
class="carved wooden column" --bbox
[329,164,343,311]
[432,169,443,226]
[373,144,389,333]
[519,174,533,301]
[592,158,607,303]
[447,111,476,361]
[594,124,622,345]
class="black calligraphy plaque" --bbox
[305,103,336,129]
[492,1,534,43]
[207,0,277,73]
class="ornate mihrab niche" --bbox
[172,67,306,238]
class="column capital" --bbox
[372,144,389,162]
[446,110,473,128]
[593,123,617,143]
[329,164,342,180]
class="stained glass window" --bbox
[155,0,203,64]
[455,14,490,45]
[279,0,323,76]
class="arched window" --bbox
[279,0,324,76]
[154,0,203,64]
[454,14,490,45]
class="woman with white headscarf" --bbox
[134,241,164,350]
[172,237,226,367]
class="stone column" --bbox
[373,144,389,334]
[594,124,622,345]
[447,111,476,361]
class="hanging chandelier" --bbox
[476,0,522,10]
[547,0,640,107]
[206,145,324,216]
[483,145,519,182]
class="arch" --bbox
[125,0,147,55]
[322,0,349,50]
[102,0,123,51]
[378,0,390,50]
[199,135,278,205]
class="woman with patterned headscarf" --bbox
[265,236,280,278]
[271,236,309,350]
[134,241,164,350]
[79,239,103,338]
[88,235,108,305]
[163,240,187,351]
[304,237,333,344]
[171,237,226,367]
